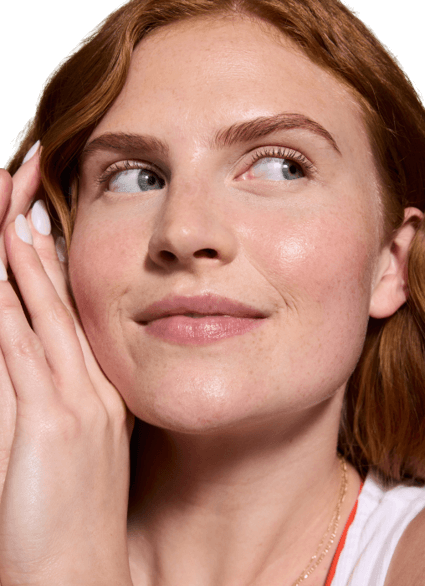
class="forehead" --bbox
[92,16,371,159]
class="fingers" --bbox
[0,143,41,267]
[0,146,38,501]
[8,143,42,219]
[0,348,17,492]
[0,279,56,410]
[26,203,107,390]
[0,170,13,265]
[1,200,127,422]
[1,216,93,406]
[26,206,130,419]
[28,201,71,306]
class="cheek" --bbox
[241,206,377,376]
[68,214,140,357]
[243,207,374,301]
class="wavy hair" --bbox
[7,0,425,487]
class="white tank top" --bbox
[331,471,425,585]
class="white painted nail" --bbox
[31,200,51,236]
[0,258,7,282]
[55,237,67,262]
[15,215,33,245]
[22,140,40,164]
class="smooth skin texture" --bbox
[0,154,40,509]
[70,15,422,586]
[0,14,423,586]
[0,155,134,583]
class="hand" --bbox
[0,146,41,508]
[0,156,134,585]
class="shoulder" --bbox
[384,506,425,585]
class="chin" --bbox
[120,370,273,435]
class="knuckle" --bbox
[62,397,108,433]
[38,245,62,266]
[8,331,45,362]
[108,398,128,427]
[83,397,108,424]
[0,297,21,317]
[34,397,128,452]
[40,301,74,329]
[44,407,82,442]
[87,398,127,437]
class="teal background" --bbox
[1,0,422,167]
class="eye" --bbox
[238,147,312,182]
[250,157,304,181]
[110,168,165,193]
[99,162,166,193]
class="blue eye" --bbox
[109,168,165,193]
[251,157,304,181]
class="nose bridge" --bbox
[166,173,210,220]
[148,172,237,269]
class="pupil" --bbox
[137,170,164,191]
[289,164,298,175]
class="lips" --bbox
[138,294,268,344]
[138,294,267,322]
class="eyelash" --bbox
[96,160,159,186]
[249,146,314,176]
[96,145,314,189]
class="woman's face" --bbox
[70,16,383,433]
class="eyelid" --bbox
[237,146,316,179]
[96,159,165,188]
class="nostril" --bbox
[157,248,218,263]
[159,250,177,262]
[194,248,218,259]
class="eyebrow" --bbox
[80,133,169,166]
[80,112,340,166]
[212,113,341,154]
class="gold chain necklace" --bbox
[291,454,348,586]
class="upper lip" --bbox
[138,294,268,323]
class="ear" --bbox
[369,207,424,319]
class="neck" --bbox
[127,391,361,586]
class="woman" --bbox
[1,0,425,584]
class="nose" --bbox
[147,183,237,271]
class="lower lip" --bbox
[144,315,264,344]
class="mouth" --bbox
[137,294,268,345]
[139,294,268,323]
[181,313,222,318]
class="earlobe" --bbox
[369,207,424,319]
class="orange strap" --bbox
[324,480,364,586]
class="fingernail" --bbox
[15,214,33,245]
[22,140,40,164]
[0,258,7,282]
[55,237,67,262]
[31,200,51,236]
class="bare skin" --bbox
[0,154,40,505]
[0,14,422,586]
[0,161,134,584]
[71,16,421,586]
